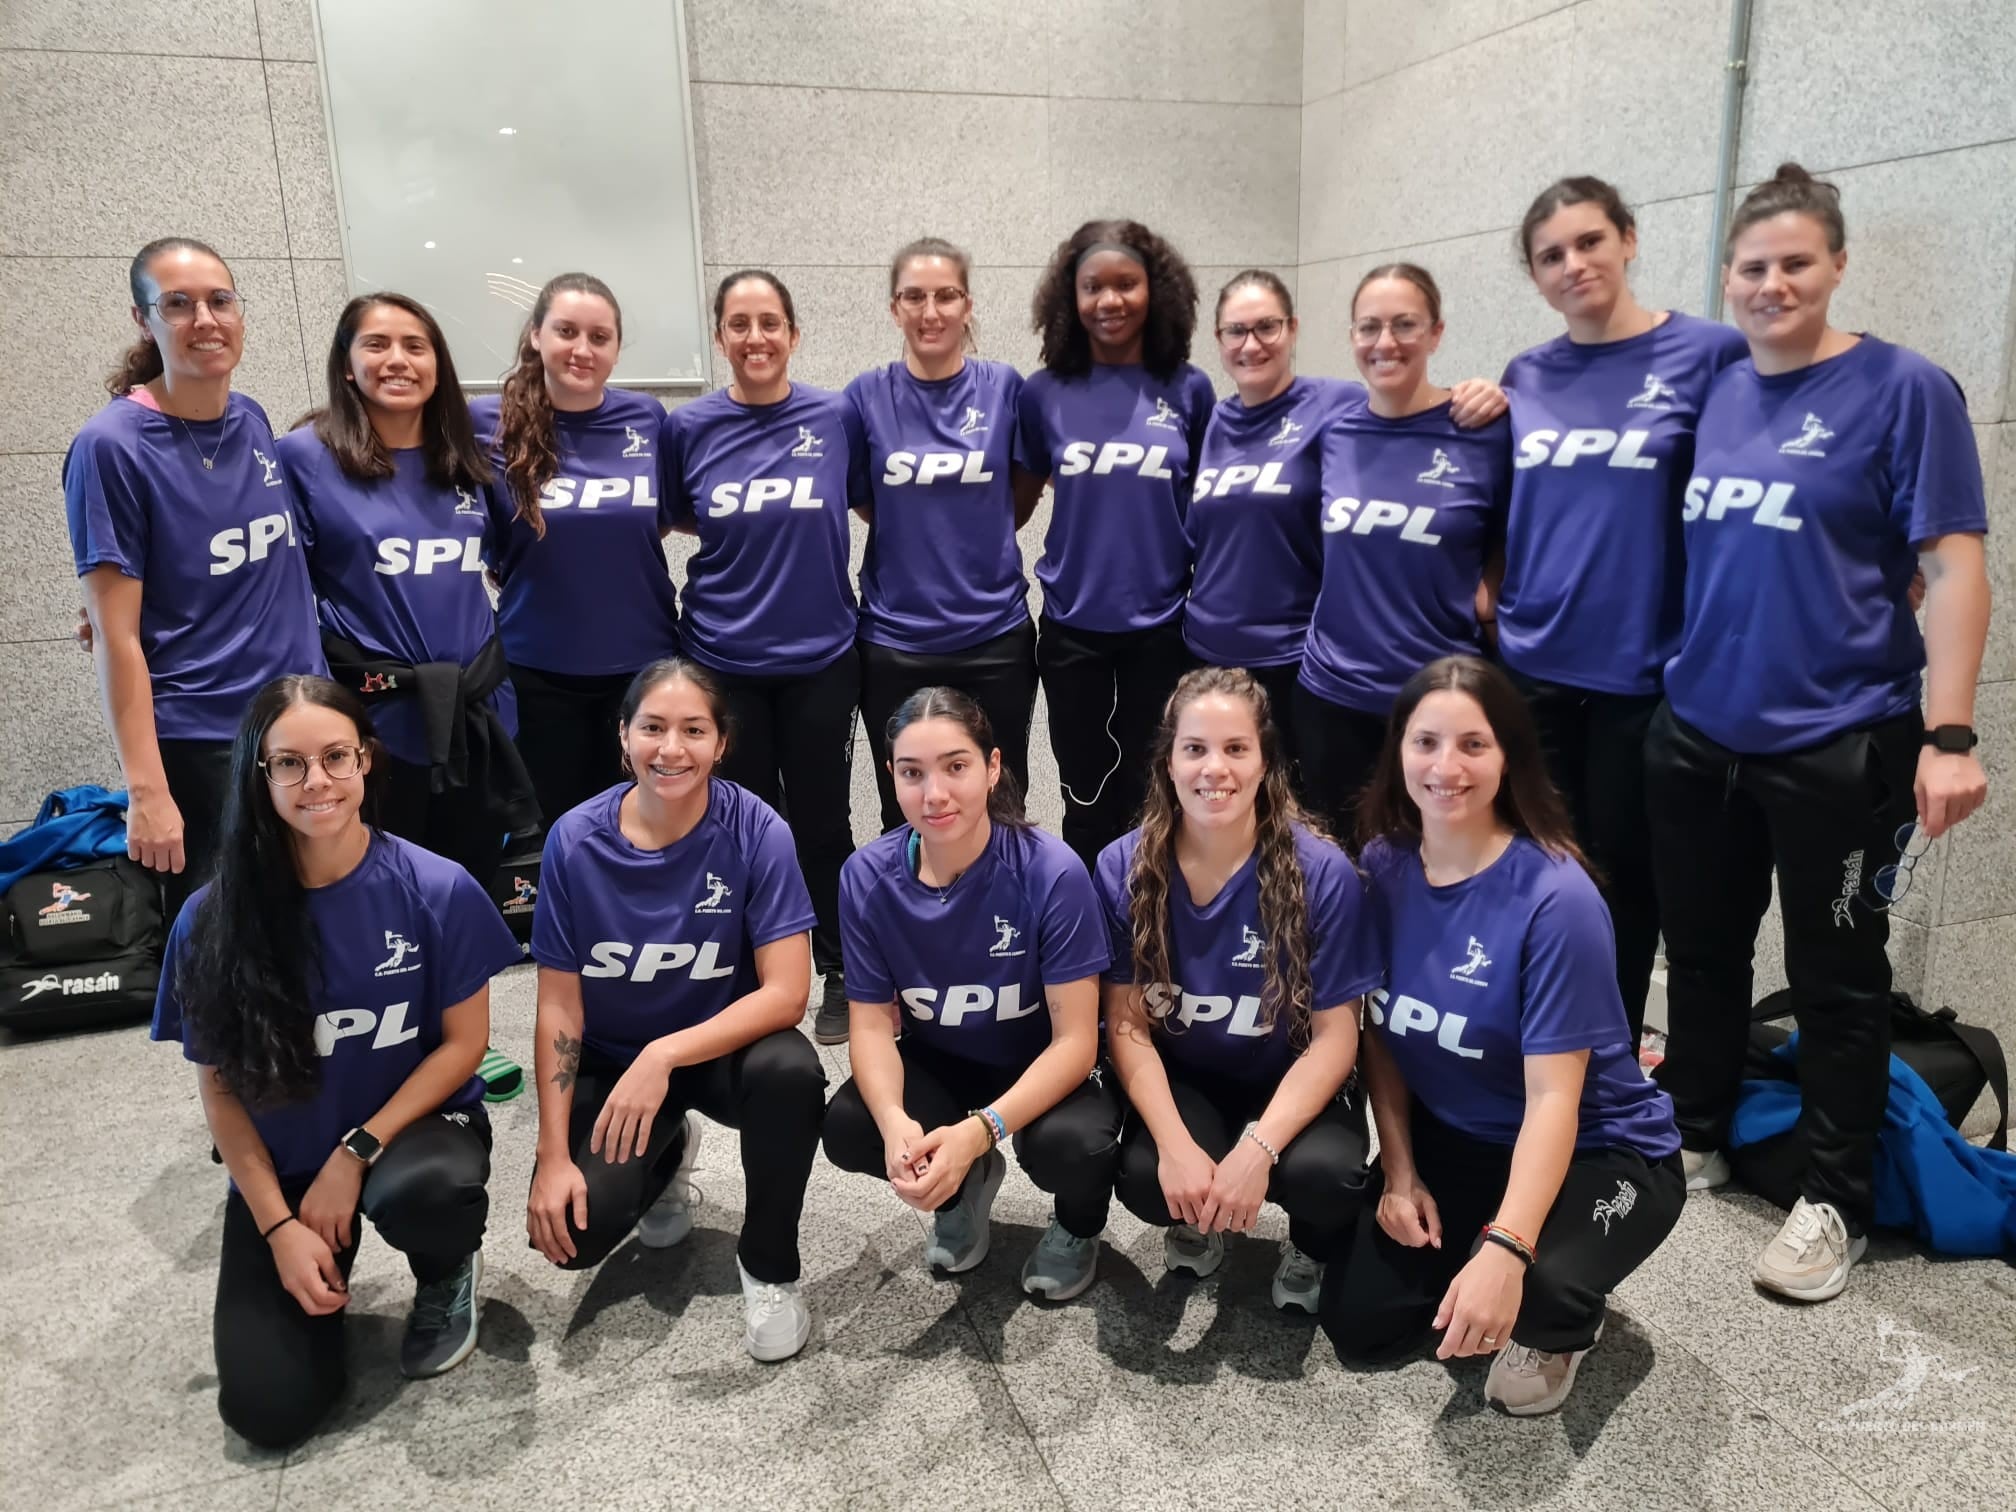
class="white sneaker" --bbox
[737,1258,811,1361]
[1270,1243,1323,1314]
[1485,1321,1604,1417]
[1164,1223,1225,1277]
[923,1148,1006,1273]
[1681,1147,1730,1192]
[1754,1197,1866,1302]
[637,1115,703,1248]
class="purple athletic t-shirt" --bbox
[1499,313,1750,695]
[1186,376,1366,668]
[663,384,861,677]
[1667,336,1989,754]
[1300,404,1512,715]
[153,833,521,1185]
[64,394,325,740]
[472,389,681,677]
[275,429,516,766]
[1015,363,1216,632]
[1359,835,1677,1158]
[531,779,816,1064]
[848,359,1030,654]
[840,822,1109,1070]
[1096,823,1381,1087]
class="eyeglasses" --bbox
[894,287,969,311]
[151,290,247,325]
[1351,315,1430,345]
[260,746,365,787]
[1216,317,1289,347]
[1872,822,1930,909]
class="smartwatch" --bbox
[1924,725,1979,754]
[339,1126,384,1167]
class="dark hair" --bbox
[1214,268,1296,326]
[885,686,1028,828]
[107,236,233,396]
[1352,263,1443,325]
[496,272,623,538]
[177,676,383,1108]
[713,269,798,333]
[305,292,492,488]
[1030,219,1198,381]
[619,657,734,763]
[1517,176,1636,267]
[1357,655,1588,869]
[1725,161,1846,260]
[889,236,978,354]
[1126,667,1322,1049]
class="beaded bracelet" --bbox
[1242,1127,1281,1166]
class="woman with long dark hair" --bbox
[278,292,538,883]
[524,657,826,1362]
[152,675,520,1448]
[1098,668,1379,1312]
[65,237,324,922]
[1647,165,1990,1302]
[849,237,1040,840]
[472,273,680,828]
[1499,177,1749,1043]
[1017,219,1217,872]
[1319,656,1682,1417]
[664,269,862,1045]
[822,687,1119,1302]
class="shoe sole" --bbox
[637,1116,704,1249]
[1488,1320,1601,1417]
[1270,1281,1319,1314]
[813,1022,850,1046]
[747,1308,813,1363]
[403,1250,484,1380]
[927,1151,1005,1274]
[1023,1250,1098,1302]
[1753,1234,1867,1303]
[1165,1243,1225,1279]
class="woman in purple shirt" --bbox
[1017,219,1217,873]
[1322,656,1682,1418]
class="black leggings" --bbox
[711,652,860,977]
[374,753,507,886]
[823,1036,1122,1238]
[1292,685,1388,850]
[213,1110,491,1449]
[1509,669,1662,1046]
[157,738,233,928]
[858,620,1038,833]
[1320,1104,1683,1363]
[507,663,632,831]
[1036,614,1194,873]
[1645,703,1920,1233]
[1114,1065,1369,1261]
[539,1029,826,1282]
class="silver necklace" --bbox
[173,414,223,471]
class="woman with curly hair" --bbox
[1097,667,1379,1312]
[472,273,681,829]
[152,675,522,1447]
[1016,219,1217,870]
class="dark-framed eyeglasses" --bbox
[260,746,365,787]
[1217,317,1289,347]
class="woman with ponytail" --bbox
[153,676,521,1447]
[471,273,680,828]
[65,238,325,922]
[1097,667,1378,1313]
[822,687,1119,1303]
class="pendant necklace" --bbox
[907,830,961,904]
[174,415,223,471]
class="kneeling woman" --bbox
[1320,657,1683,1417]
[823,688,1118,1300]
[524,657,826,1361]
[1100,668,1380,1312]
[153,675,521,1449]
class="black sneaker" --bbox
[400,1251,483,1379]
[813,973,849,1045]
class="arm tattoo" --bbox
[551,1031,581,1092]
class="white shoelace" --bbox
[1781,1200,1842,1261]
[1498,1344,1553,1375]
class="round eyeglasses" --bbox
[260,746,364,787]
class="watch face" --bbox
[346,1129,382,1161]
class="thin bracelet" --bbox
[260,1213,298,1241]
[1481,1228,1533,1267]
[1242,1127,1280,1166]
[1484,1219,1536,1257]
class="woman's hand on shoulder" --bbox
[1448,379,1509,428]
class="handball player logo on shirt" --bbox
[1145,398,1181,431]
[694,873,734,915]
[1780,412,1834,458]
[1417,449,1461,487]
[790,426,825,458]
[958,407,989,438]
[622,425,652,459]
[1268,417,1304,448]
[988,915,1026,958]
[36,882,93,925]
[253,448,282,487]
[1448,936,1492,987]
[453,486,481,515]
[1231,925,1265,968]
[373,931,422,977]
[1626,374,1680,410]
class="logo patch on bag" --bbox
[20,969,122,1001]
[35,881,93,926]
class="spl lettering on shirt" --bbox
[1368,987,1484,1059]
[1142,983,1271,1037]
[581,940,737,982]
[1192,463,1295,500]
[881,451,995,486]
[1056,441,1175,479]
[1514,428,1659,470]
[537,475,660,510]
[1681,476,1804,532]
[900,982,1040,1025]
[707,477,825,515]
[313,1000,419,1054]
[1321,496,1445,544]
[373,536,486,575]
[208,511,298,575]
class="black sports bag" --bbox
[0,857,164,1030]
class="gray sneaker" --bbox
[401,1250,483,1379]
[813,973,850,1045]
[1020,1216,1099,1301]
[1270,1243,1323,1313]
[923,1147,1005,1272]
[1164,1222,1226,1277]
